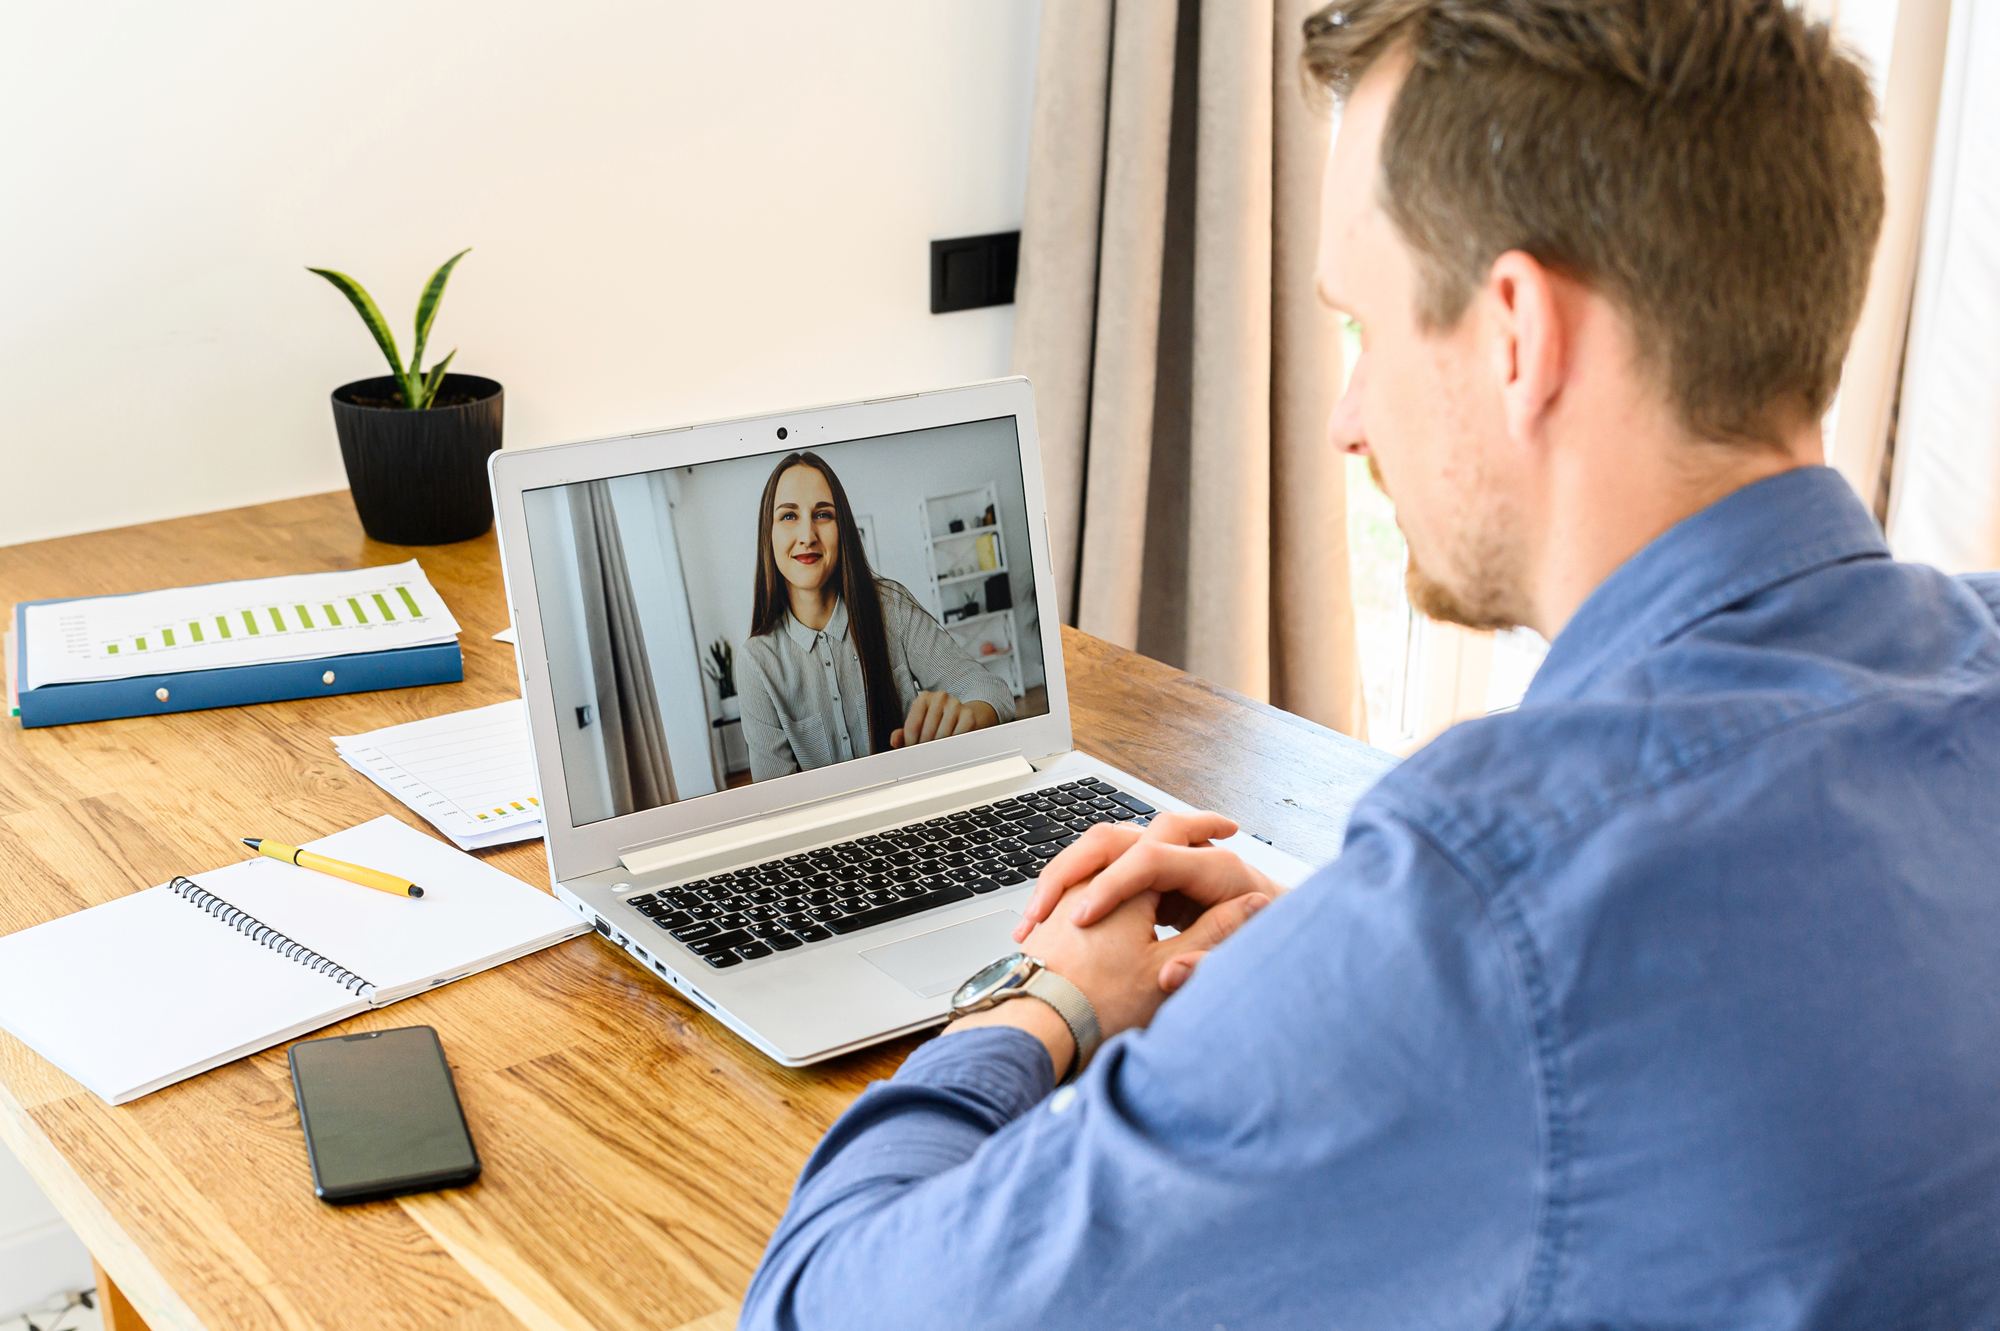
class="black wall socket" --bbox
[930,231,1020,314]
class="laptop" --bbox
[489,377,1314,1066]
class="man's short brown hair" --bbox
[1304,0,1884,445]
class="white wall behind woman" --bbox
[0,2,1040,546]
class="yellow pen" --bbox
[241,838,425,899]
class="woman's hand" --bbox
[891,692,999,747]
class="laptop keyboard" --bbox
[619,777,1157,969]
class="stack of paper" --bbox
[18,560,461,690]
[334,701,543,850]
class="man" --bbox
[741,1,2000,1325]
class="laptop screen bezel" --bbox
[489,377,1075,881]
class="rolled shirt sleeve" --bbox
[880,582,1015,724]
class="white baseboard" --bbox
[0,1221,94,1322]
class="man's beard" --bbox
[1368,454,1526,633]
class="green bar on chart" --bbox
[162,628,175,647]
[242,611,260,636]
[323,603,341,626]
[348,597,367,623]
[107,644,119,655]
[269,607,286,632]
[396,586,422,617]
[216,617,232,639]
[373,593,394,620]
[189,621,204,643]
[135,637,147,651]
[295,604,314,629]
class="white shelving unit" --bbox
[918,481,1024,699]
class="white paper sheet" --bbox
[21,560,460,689]
[333,701,543,849]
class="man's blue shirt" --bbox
[740,467,2000,1329]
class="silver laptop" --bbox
[490,377,1312,1065]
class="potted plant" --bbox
[309,249,504,545]
[705,638,740,721]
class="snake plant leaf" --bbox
[410,248,471,378]
[419,349,458,409]
[307,267,406,384]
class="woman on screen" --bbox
[738,452,1014,781]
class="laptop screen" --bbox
[521,415,1052,827]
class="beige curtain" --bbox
[1012,0,1366,740]
[569,481,677,816]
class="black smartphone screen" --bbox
[289,1025,481,1204]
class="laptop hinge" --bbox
[617,754,1036,879]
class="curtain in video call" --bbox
[522,417,1052,826]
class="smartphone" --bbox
[289,1025,481,1204]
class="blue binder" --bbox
[12,599,464,729]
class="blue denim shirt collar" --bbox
[1527,466,1889,706]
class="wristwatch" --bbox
[949,952,1101,1083]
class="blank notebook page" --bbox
[200,816,584,1001]
[0,883,359,1104]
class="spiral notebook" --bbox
[0,817,588,1106]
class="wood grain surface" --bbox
[0,491,1393,1331]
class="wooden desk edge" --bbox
[0,1079,205,1331]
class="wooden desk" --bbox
[0,492,1394,1331]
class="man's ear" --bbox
[1485,250,1566,448]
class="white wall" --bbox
[0,2,1041,546]
[0,1139,93,1320]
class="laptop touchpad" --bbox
[862,910,1022,999]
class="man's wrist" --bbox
[944,998,1077,1084]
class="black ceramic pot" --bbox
[330,373,504,545]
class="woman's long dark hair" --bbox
[750,452,902,755]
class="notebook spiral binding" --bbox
[168,876,376,998]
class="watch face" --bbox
[954,953,1027,1009]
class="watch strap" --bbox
[1022,968,1101,1083]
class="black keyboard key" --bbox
[670,921,721,943]
[1017,813,1053,830]
[1020,825,1068,846]
[781,914,815,932]
[734,941,774,960]
[1030,842,1063,860]
[1112,793,1158,816]
[970,877,1008,894]
[692,928,752,954]
[807,904,846,922]
[1109,807,1136,821]
[744,887,782,905]
[767,932,804,951]
[703,950,743,968]
[792,923,831,943]
[652,910,694,930]
[802,889,837,906]
[715,912,750,930]
[1089,781,1119,795]
[744,905,782,923]
[825,883,976,935]
[862,888,900,907]
[1003,850,1038,867]
[749,922,791,941]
